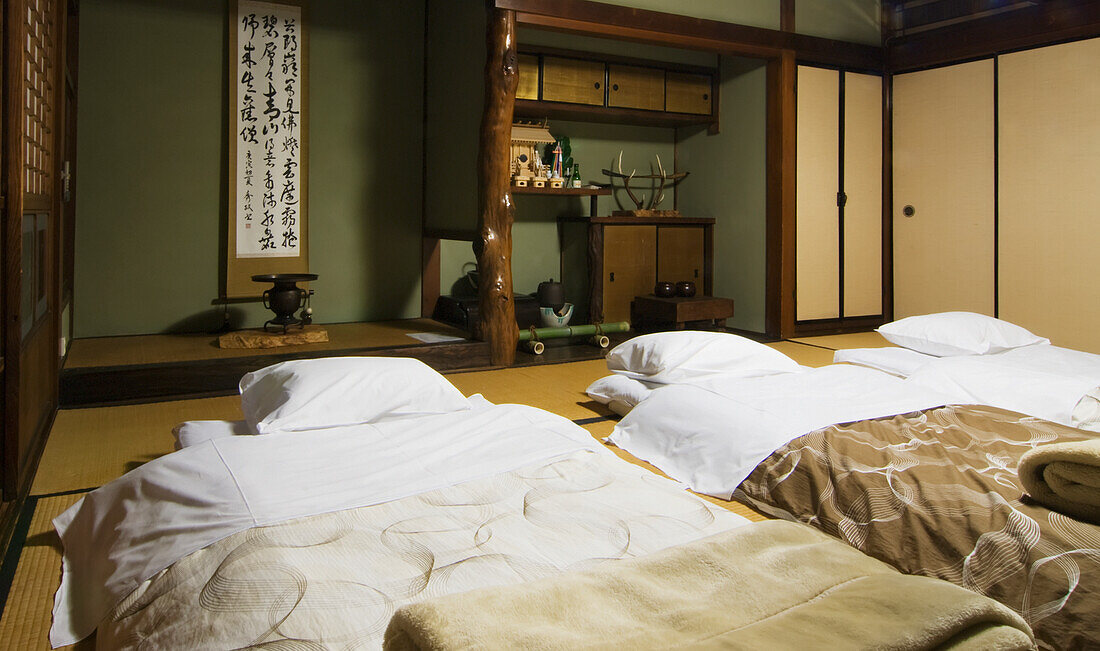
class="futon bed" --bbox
[53,356,1036,650]
[591,330,1100,649]
[835,312,1100,431]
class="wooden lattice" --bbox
[23,0,54,197]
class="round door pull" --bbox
[612,83,619,91]
[903,205,915,217]
[594,81,600,89]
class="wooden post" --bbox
[475,7,519,366]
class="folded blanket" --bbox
[1019,438,1100,523]
[383,520,1034,651]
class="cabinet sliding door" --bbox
[892,60,995,319]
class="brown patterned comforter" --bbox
[735,404,1100,650]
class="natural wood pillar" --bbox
[765,50,797,340]
[475,8,519,366]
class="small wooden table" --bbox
[631,295,735,332]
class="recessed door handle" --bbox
[609,272,615,282]
[903,205,915,217]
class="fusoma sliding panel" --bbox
[842,72,882,318]
[999,38,1100,353]
[892,60,995,319]
[795,65,840,321]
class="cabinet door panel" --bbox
[842,72,883,317]
[893,60,994,318]
[796,65,841,321]
[542,57,605,106]
[603,225,656,322]
[516,54,539,100]
[657,227,703,287]
[665,72,711,114]
[608,65,664,111]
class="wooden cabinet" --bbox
[542,56,605,105]
[665,72,712,115]
[566,216,714,324]
[608,65,664,111]
[514,47,717,129]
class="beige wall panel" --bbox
[892,60,995,318]
[999,38,1100,353]
[843,72,883,317]
[796,65,840,320]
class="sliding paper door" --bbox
[892,60,995,319]
[999,38,1100,353]
[842,72,882,318]
[795,66,840,321]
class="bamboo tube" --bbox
[517,322,630,342]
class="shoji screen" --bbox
[795,66,882,322]
[842,72,882,317]
[796,66,840,321]
[892,60,995,319]
[999,38,1100,353]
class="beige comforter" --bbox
[384,520,1034,650]
[96,450,745,649]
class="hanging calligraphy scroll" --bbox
[226,0,308,298]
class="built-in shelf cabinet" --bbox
[515,47,718,129]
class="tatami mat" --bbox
[64,319,469,369]
[0,493,90,651]
[449,359,613,421]
[31,396,242,495]
[790,331,891,350]
[766,341,835,367]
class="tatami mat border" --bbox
[0,487,97,622]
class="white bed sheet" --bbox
[607,365,949,500]
[52,401,604,647]
[835,344,1100,431]
[905,344,1100,431]
[833,346,935,377]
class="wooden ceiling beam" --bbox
[499,0,882,70]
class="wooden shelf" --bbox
[515,99,715,129]
[511,186,611,196]
[560,214,715,225]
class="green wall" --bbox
[601,0,779,30]
[75,0,425,336]
[797,0,882,45]
[677,58,770,333]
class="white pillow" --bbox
[876,312,1048,357]
[585,375,658,416]
[240,357,471,434]
[606,331,802,384]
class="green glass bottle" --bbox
[571,164,581,188]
